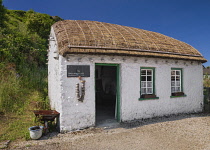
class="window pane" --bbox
[171,71,175,75]
[141,81,146,87]
[141,70,146,75]
[147,82,152,87]
[147,76,152,81]
[141,88,146,94]
[147,70,152,75]
[171,76,175,81]
[141,76,146,81]
[176,87,180,92]
[176,76,180,81]
[147,88,152,94]
[171,81,175,86]
[176,71,180,75]
[176,81,180,86]
[171,87,175,93]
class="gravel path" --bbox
[9,113,210,150]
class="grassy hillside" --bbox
[0,3,62,141]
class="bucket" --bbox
[28,126,43,140]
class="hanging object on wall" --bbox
[76,76,86,102]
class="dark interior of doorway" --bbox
[95,65,117,126]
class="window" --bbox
[140,67,158,100]
[171,68,185,97]
[171,69,181,93]
[141,69,153,94]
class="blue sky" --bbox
[3,0,210,66]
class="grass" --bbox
[0,8,56,143]
[0,113,34,141]
[0,63,49,142]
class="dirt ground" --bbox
[8,113,210,150]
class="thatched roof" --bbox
[52,20,207,63]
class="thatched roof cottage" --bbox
[48,20,207,132]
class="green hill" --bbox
[0,0,62,141]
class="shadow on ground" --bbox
[39,112,210,140]
[98,112,210,129]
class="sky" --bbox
[3,0,210,66]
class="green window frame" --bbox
[171,68,182,93]
[171,68,186,98]
[139,67,159,100]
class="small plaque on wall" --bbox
[67,65,90,77]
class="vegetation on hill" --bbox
[0,0,62,141]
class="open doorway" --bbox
[95,64,119,126]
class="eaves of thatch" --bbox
[52,20,207,63]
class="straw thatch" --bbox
[52,20,207,62]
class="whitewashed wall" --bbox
[120,58,203,121]
[48,29,203,131]
[48,29,62,116]
[57,55,96,131]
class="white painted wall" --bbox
[120,58,203,121]
[48,29,62,122]
[48,31,203,131]
[57,55,95,131]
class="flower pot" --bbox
[28,126,43,140]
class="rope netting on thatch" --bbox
[52,20,207,62]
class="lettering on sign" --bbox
[67,65,90,77]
